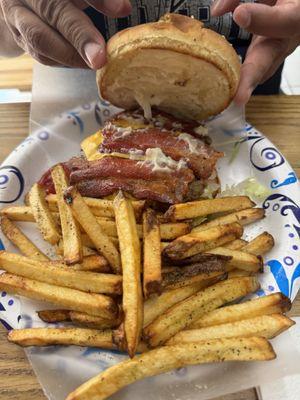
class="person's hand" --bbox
[212,0,300,104]
[0,0,131,68]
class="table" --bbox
[0,96,299,400]
[0,54,33,91]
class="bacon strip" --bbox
[69,157,194,183]
[100,126,222,179]
[75,177,187,204]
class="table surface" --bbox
[0,96,299,400]
[0,54,33,91]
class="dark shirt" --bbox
[85,0,251,45]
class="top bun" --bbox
[97,13,241,121]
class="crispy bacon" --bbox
[100,123,222,179]
[113,109,211,142]
[75,177,187,204]
[69,157,194,183]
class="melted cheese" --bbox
[134,92,153,120]
[139,148,186,172]
[178,133,201,154]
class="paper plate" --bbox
[0,100,299,400]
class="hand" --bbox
[212,0,300,104]
[0,0,131,68]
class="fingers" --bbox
[1,0,87,67]
[86,0,132,17]
[23,0,107,69]
[211,0,276,17]
[234,36,289,105]
[233,2,300,38]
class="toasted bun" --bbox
[97,14,241,121]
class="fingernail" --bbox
[234,8,251,28]
[84,42,105,69]
[211,0,222,16]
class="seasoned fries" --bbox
[208,247,263,272]
[0,205,35,222]
[114,192,143,357]
[190,292,291,329]
[0,252,122,295]
[8,328,116,349]
[51,166,82,264]
[66,337,275,400]
[242,232,275,255]
[0,273,117,318]
[0,217,49,262]
[167,314,295,344]
[144,277,224,327]
[224,239,248,250]
[38,309,71,323]
[143,209,162,297]
[28,183,61,245]
[144,277,260,347]
[164,222,243,260]
[46,194,145,219]
[38,309,120,329]
[66,187,121,273]
[0,153,291,399]
[192,208,265,233]
[165,196,255,220]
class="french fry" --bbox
[8,328,115,349]
[37,309,120,329]
[0,252,122,295]
[224,239,248,250]
[207,247,263,272]
[38,309,71,323]
[80,216,190,241]
[65,187,121,273]
[227,269,253,278]
[143,209,162,298]
[57,240,97,257]
[162,263,226,289]
[164,222,243,260]
[81,233,119,251]
[165,196,255,221]
[144,277,225,327]
[0,217,49,262]
[50,255,110,273]
[28,183,61,245]
[66,337,275,400]
[189,292,291,329]
[114,192,143,357]
[46,194,145,220]
[51,166,82,264]
[0,206,35,222]
[241,232,275,256]
[163,273,227,290]
[0,273,118,318]
[192,208,265,233]
[143,277,260,347]
[166,314,295,345]
[69,311,121,329]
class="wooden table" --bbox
[0,54,33,91]
[0,96,299,400]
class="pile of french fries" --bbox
[0,164,295,400]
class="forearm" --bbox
[0,11,23,58]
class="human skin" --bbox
[212,0,300,104]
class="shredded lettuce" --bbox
[220,177,272,201]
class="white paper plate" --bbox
[0,101,299,400]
